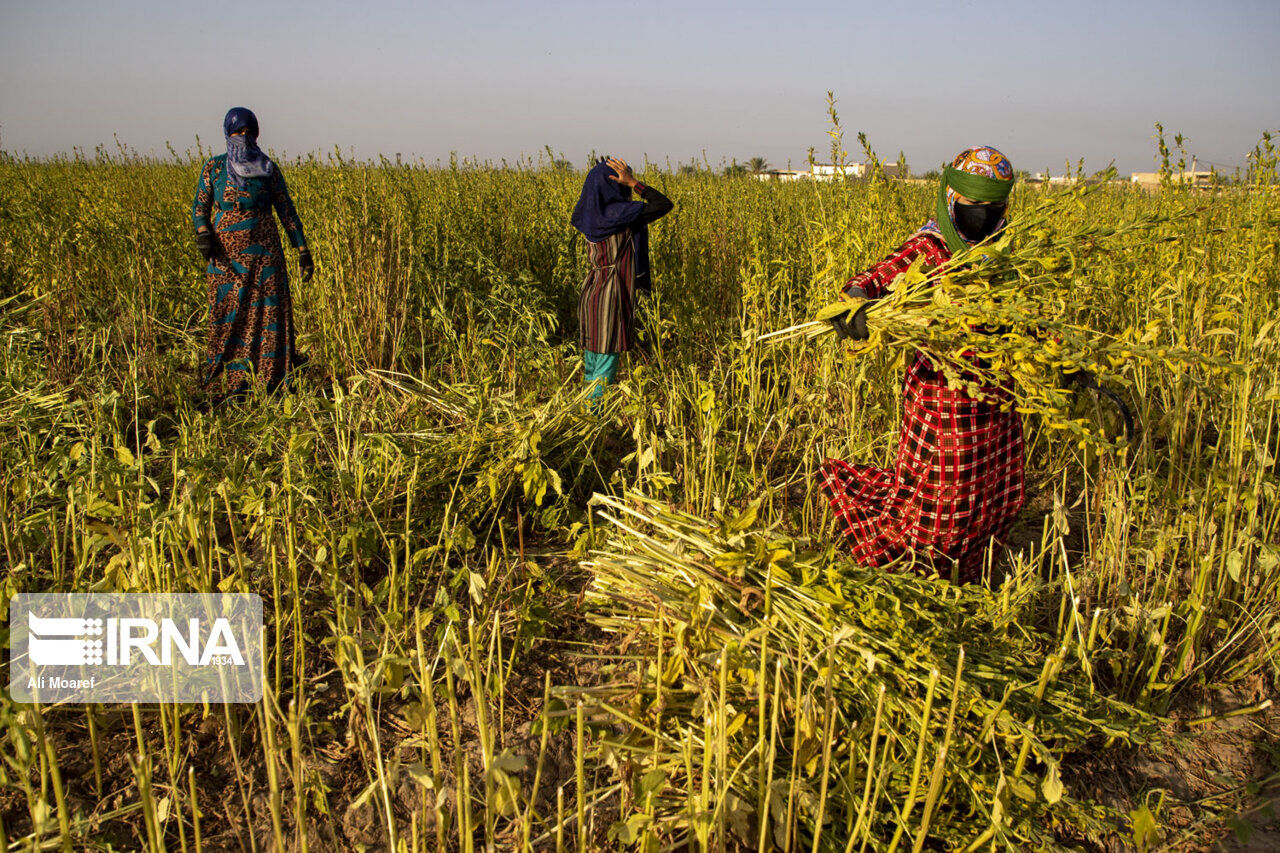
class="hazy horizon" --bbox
[3,0,1277,178]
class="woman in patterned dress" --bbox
[570,157,673,397]
[191,107,313,401]
[820,146,1022,583]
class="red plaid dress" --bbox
[820,230,1025,583]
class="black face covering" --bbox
[953,201,1006,242]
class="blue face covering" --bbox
[222,107,273,189]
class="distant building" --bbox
[752,162,907,182]
[810,163,867,180]
[1130,157,1214,189]
[1130,170,1214,188]
[753,169,810,182]
[1029,172,1076,185]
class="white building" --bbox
[1032,172,1076,185]
[810,163,867,180]
[752,169,810,182]
[753,162,905,182]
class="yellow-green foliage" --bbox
[0,147,1277,850]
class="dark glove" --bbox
[298,248,314,283]
[195,231,216,261]
[829,286,871,342]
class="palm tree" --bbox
[747,156,770,174]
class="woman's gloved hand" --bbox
[195,231,216,261]
[298,247,314,282]
[829,286,871,341]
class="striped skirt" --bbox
[578,229,636,354]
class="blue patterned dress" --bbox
[191,155,307,394]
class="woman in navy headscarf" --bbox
[570,157,673,397]
[191,107,312,401]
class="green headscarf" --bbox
[935,151,1016,254]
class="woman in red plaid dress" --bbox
[820,146,1022,583]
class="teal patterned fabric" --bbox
[191,155,308,395]
[192,154,306,249]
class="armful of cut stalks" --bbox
[751,301,867,344]
[755,257,939,345]
[754,288,928,345]
[749,187,1248,454]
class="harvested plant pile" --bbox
[577,493,1154,851]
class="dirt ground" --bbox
[1066,677,1279,852]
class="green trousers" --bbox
[583,350,620,399]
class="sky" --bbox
[1,0,1277,176]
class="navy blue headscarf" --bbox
[571,159,653,292]
[223,107,274,189]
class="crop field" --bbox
[0,136,1278,851]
